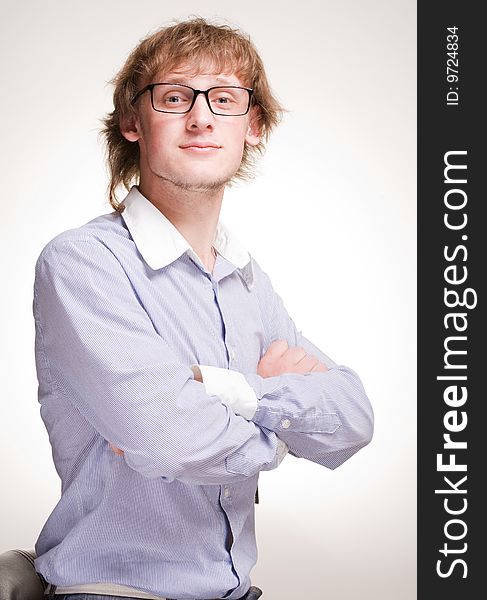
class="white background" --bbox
[0,1,416,599]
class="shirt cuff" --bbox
[190,364,258,420]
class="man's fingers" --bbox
[310,360,329,373]
[285,346,307,365]
[109,443,124,456]
[295,355,319,372]
[258,340,328,378]
[263,339,289,360]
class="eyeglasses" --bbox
[130,83,254,116]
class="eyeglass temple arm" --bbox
[131,84,154,106]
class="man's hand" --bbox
[257,339,328,378]
[109,442,124,456]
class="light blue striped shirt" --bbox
[33,186,373,599]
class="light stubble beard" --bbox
[157,171,235,194]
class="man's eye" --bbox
[215,96,232,104]
[158,91,192,105]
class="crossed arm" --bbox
[109,340,329,455]
[35,239,373,483]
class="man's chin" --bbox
[160,173,234,192]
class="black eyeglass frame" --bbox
[130,83,254,116]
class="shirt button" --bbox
[224,487,230,498]
[281,418,291,429]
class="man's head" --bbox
[102,17,284,210]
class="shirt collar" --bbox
[120,186,254,289]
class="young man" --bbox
[33,18,373,600]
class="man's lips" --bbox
[179,143,221,149]
[179,142,221,154]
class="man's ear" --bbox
[245,109,261,147]
[120,111,141,142]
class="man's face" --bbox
[122,68,260,192]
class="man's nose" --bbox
[186,93,215,129]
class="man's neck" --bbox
[138,179,224,272]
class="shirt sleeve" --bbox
[190,258,374,470]
[190,364,289,468]
[33,238,287,484]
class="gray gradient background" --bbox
[0,1,416,599]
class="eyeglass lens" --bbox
[151,84,250,115]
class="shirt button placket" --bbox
[211,277,235,369]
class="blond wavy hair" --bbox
[101,17,284,211]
